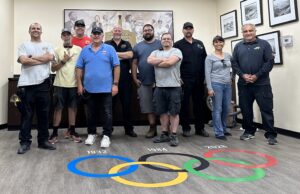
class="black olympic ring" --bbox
[138,152,210,172]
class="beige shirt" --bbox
[53,45,81,87]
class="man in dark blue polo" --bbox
[232,23,278,145]
[105,25,137,137]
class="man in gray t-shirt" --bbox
[132,24,161,138]
[148,32,182,147]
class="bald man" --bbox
[105,25,137,137]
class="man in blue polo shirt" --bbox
[232,23,278,145]
[76,27,120,148]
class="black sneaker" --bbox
[182,130,192,137]
[268,137,278,145]
[224,132,232,136]
[38,141,56,150]
[125,130,138,137]
[169,134,179,147]
[240,133,255,140]
[17,144,30,154]
[216,136,227,141]
[153,133,170,143]
[195,129,209,137]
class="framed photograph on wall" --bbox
[258,31,282,65]
[231,38,243,52]
[268,0,299,27]
[220,10,238,39]
[240,0,263,26]
[64,9,173,46]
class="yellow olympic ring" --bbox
[109,161,188,188]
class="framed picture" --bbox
[268,0,299,27]
[240,0,263,26]
[231,38,243,52]
[64,9,173,45]
[220,10,238,39]
[257,31,282,65]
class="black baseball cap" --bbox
[61,28,71,35]
[74,19,85,27]
[183,22,194,29]
[91,27,103,34]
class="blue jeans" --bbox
[211,82,231,137]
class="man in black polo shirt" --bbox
[174,22,209,137]
[105,25,137,137]
[232,23,278,145]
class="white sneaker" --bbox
[100,135,110,148]
[85,134,97,145]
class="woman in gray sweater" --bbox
[205,35,232,140]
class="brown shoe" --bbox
[145,125,157,138]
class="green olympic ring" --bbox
[184,157,266,182]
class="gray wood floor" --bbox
[0,124,299,194]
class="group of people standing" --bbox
[16,19,278,154]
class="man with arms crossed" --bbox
[17,23,56,154]
[148,32,183,146]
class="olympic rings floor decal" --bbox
[67,149,278,188]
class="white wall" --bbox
[216,0,300,133]
[0,0,14,125]
[13,0,218,73]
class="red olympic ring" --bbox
[203,149,277,169]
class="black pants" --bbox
[113,81,134,131]
[86,92,113,137]
[238,84,277,138]
[180,78,205,132]
[18,78,51,145]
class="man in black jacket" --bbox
[232,23,278,145]
[174,22,209,137]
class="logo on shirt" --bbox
[121,44,127,49]
[254,46,260,50]
[102,50,107,55]
[85,40,91,45]
[197,44,203,49]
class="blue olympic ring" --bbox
[67,155,139,178]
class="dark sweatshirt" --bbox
[232,37,274,85]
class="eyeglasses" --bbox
[221,59,227,68]
[143,29,153,32]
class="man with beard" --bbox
[48,28,82,144]
[174,22,209,137]
[71,20,91,48]
[16,23,56,154]
[132,24,161,138]
[105,25,137,137]
[76,27,120,148]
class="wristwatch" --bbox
[113,82,119,86]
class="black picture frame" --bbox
[231,38,243,52]
[220,10,238,39]
[257,31,282,65]
[268,0,299,27]
[240,0,263,26]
